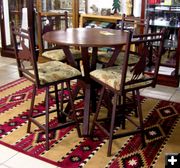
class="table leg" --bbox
[81,47,92,136]
[91,47,98,71]
[62,46,77,68]
[62,46,92,136]
[105,46,122,67]
[83,83,91,135]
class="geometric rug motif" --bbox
[119,151,146,168]
[108,101,180,168]
[144,124,165,143]
[0,78,179,168]
[158,105,177,119]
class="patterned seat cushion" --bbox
[37,61,81,85]
[90,66,152,91]
[42,49,82,61]
[98,51,139,66]
[42,49,66,61]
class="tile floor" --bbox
[0,55,180,168]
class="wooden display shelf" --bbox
[79,13,138,27]
[79,14,123,27]
[38,11,72,17]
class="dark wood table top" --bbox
[43,28,129,47]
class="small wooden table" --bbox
[43,28,129,135]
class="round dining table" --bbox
[43,28,129,136]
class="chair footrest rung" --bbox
[31,109,58,118]
[125,115,140,127]
[95,122,110,137]
[29,118,46,131]
[113,129,142,139]
[30,117,76,132]
[49,120,77,131]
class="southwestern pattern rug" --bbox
[0,78,179,168]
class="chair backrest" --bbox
[120,29,165,93]
[11,21,40,86]
[37,11,68,55]
[117,14,150,35]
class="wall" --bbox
[88,0,113,14]
[88,0,126,14]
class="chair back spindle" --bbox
[11,21,40,86]
[120,30,165,93]
[37,11,68,55]
[116,14,150,35]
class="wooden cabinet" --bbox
[0,0,27,57]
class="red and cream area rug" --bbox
[0,78,179,168]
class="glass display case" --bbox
[0,0,87,57]
[37,0,87,27]
[146,1,180,87]
[146,3,180,27]
[0,0,28,57]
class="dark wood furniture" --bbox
[43,28,129,136]
[97,14,150,66]
[90,30,165,156]
[37,11,68,57]
[37,11,82,69]
[11,23,82,150]
[117,14,150,34]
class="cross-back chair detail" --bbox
[11,21,82,150]
[90,30,165,156]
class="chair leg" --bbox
[121,95,126,129]
[76,59,81,71]
[132,91,138,117]
[27,84,36,133]
[59,82,67,123]
[54,84,60,122]
[64,80,82,114]
[107,93,118,157]
[90,87,105,137]
[45,87,50,150]
[66,81,81,137]
[136,89,146,147]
